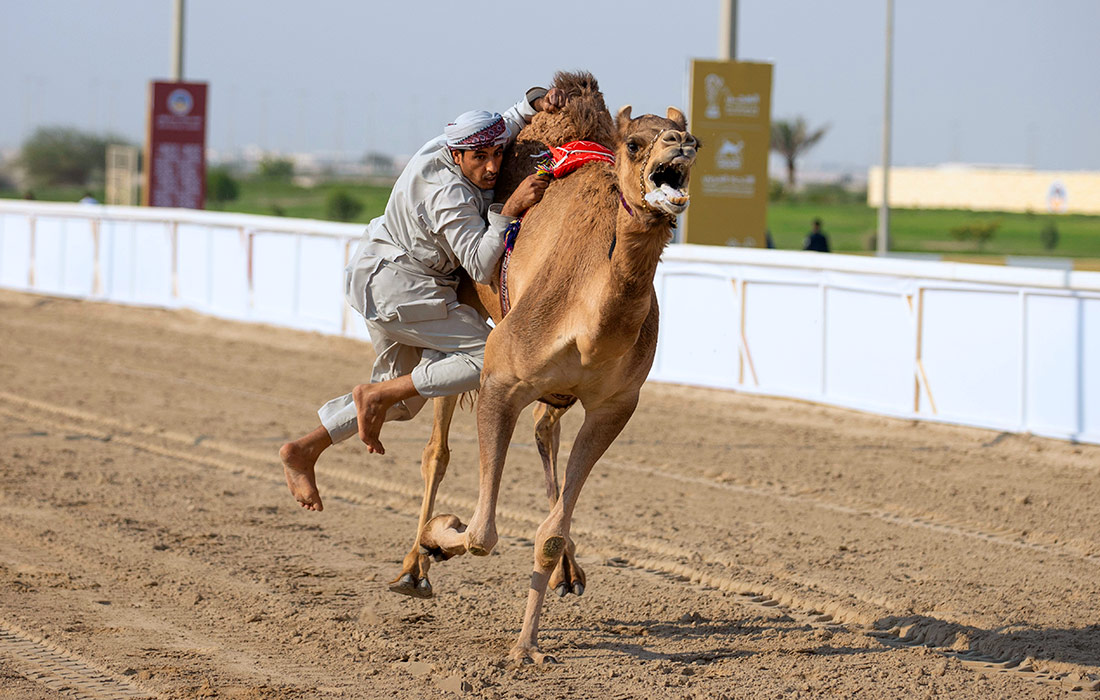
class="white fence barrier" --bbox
[3,200,1099,445]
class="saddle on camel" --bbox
[389,71,700,664]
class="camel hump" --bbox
[496,70,616,205]
[523,70,615,149]
[551,70,602,99]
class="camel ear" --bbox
[666,106,687,130]
[616,105,633,135]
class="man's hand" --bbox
[501,174,550,218]
[534,88,567,114]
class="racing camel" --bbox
[394,72,699,664]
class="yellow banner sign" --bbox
[684,60,773,247]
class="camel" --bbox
[387,72,621,601]
[386,71,700,664]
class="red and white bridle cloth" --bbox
[499,141,618,318]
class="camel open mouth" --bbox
[644,161,690,214]
[649,162,687,191]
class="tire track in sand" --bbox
[0,622,155,700]
[4,390,1100,694]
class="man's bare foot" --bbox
[280,440,324,511]
[352,383,389,455]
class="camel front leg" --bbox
[511,395,638,665]
[465,373,528,555]
[420,372,530,558]
[390,395,457,599]
[533,403,585,598]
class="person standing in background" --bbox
[803,218,830,252]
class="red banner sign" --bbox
[144,81,207,209]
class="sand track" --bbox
[1,289,1098,698]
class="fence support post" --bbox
[340,238,353,336]
[27,215,36,289]
[1018,290,1028,431]
[170,221,180,299]
[92,217,103,296]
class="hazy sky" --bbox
[3,0,1098,172]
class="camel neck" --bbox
[607,204,671,302]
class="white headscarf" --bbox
[444,110,508,149]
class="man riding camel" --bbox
[281,85,566,512]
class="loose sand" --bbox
[0,289,1097,698]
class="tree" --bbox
[19,127,127,187]
[949,220,999,251]
[1040,221,1059,251]
[257,156,294,180]
[206,167,240,208]
[361,151,396,175]
[770,118,828,187]
[325,189,363,222]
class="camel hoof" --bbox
[416,578,432,596]
[554,584,568,598]
[509,647,559,667]
[388,573,433,599]
[572,582,585,597]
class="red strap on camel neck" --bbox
[540,141,615,178]
[499,141,617,318]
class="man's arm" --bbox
[434,193,509,285]
[435,177,549,284]
[500,87,567,142]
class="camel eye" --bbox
[626,141,640,155]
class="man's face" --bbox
[452,145,504,190]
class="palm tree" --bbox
[770,118,829,187]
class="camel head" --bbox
[614,106,699,218]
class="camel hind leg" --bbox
[512,394,638,665]
[533,402,585,598]
[390,394,457,598]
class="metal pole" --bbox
[171,0,184,81]
[719,0,737,60]
[877,0,894,256]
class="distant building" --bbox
[868,165,1100,214]
[205,147,399,183]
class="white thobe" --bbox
[318,88,544,443]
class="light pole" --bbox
[719,0,738,60]
[877,0,894,256]
[171,0,185,81]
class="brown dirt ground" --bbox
[0,288,1098,699]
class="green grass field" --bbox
[214,179,392,224]
[1,180,392,226]
[767,201,1100,258]
[6,180,1099,259]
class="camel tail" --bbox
[458,390,478,412]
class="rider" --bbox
[280,85,566,512]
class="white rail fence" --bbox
[2,200,1098,445]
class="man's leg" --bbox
[350,304,490,455]
[280,328,420,510]
[280,426,333,511]
[352,373,418,455]
[280,305,488,509]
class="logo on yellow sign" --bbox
[704,74,761,120]
[716,137,745,171]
